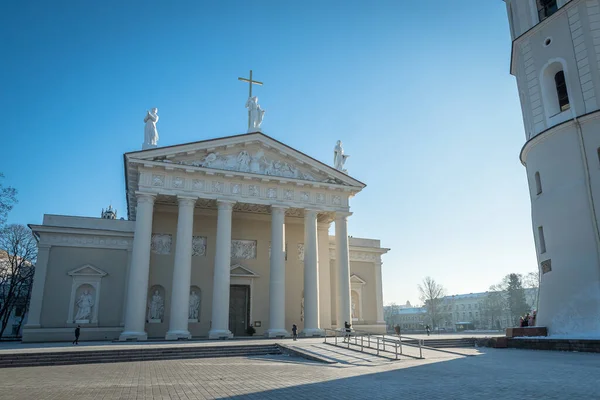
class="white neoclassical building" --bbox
[504,0,600,335]
[23,131,389,342]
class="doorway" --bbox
[229,285,250,336]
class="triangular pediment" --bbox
[68,264,108,277]
[125,132,364,188]
[230,263,260,277]
[350,274,366,285]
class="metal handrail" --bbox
[323,328,423,360]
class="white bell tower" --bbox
[505,0,600,335]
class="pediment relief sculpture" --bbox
[177,149,319,181]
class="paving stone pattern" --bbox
[0,347,598,399]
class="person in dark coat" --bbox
[73,325,81,345]
[394,325,401,336]
[344,321,351,342]
[292,324,298,341]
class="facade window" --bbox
[468,304,471,309]
[537,0,558,22]
[554,71,570,112]
[535,172,542,195]
[538,226,547,254]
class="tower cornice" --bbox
[519,109,600,165]
[508,0,577,76]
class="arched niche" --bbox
[66,264,107,325]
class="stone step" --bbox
[0,344,282,368]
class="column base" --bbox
[208,329,233,339]
[165,330,192,340]
[118,331,148,341]
[300,328,325,337]
[264,329,290,338]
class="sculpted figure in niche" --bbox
[148,290,164,320]
[333,140,349,172]
[143,108,159,148]
[352,301,357,319]
[74,289,94,321]
[246,96,265,131]
[189,290,200,320]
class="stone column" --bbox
[23,244,51,329]
[265,205,289,338]
[375,260,385,323]
[301,209,324,336]
[166,196,196,340]
[119,193,155,341]
[336,212,352,329]
[208,200,235,339]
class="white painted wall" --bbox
[508,0,600,335]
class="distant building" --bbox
[387,289,537,332]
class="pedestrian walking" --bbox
[394,324,401,336]
[73,325,81,345]
[425,325,430,336]
[344,321,351,342]
[292,324,298,341]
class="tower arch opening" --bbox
[540,60,571,126]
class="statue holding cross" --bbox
[238,70,265,132]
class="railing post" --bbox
[400,335,403,355]
[419,339,423,359]
[395,342,398,360]
[361,335,363,352]
[383,335,386,352]
[325,330,327,343]
[377,338,380,355]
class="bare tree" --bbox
[523,270,540,311]
[0,224,36,337]
[418,277,446,331]
[0,174,17,227]
[481,286,505,330]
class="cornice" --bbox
[509,0,576,76]
[519,110,600,164]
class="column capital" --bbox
[335,211,353,220]
[271,205,288,215]
[304,208,320,219]
[177,196,197,207]
[135,192,156,204]
[216,199,236,211]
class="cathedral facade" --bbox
[23,132,388,342]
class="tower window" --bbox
[597,148,600,165]
[537,0,558,22]
[555,71,570,112]
[538,226,547,254]
[535,172,542,195]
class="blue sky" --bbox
[1,1,535,306]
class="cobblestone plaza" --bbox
[0,341,597,399]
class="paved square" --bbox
[0,345,597,399]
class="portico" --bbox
[118,132,364,341]
[23,132,389,343]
